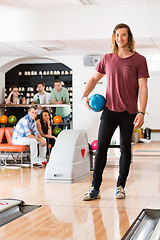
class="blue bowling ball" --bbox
[89,94,106,112]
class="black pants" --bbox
[45,137,55,155]
[92,108,136,190]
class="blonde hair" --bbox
[111,23,135,54]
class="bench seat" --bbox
[0,127,30,167]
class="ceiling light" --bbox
[79,0,96,5]
[30,3,34,7]
[43,47,66,52]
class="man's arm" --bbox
[27,121,46,146]
[52,97,59,104]
[27,132,46,146]
[82,71,105,109]
[134,78,148,129]
[62,88,70,104]
[52,97,64,104]
[32,94,37,104]
[50,90,59,104]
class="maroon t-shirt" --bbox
[96,52,150,114]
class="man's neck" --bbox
[56,89,61,94]
[118,48,134,58]
[39,91,45,95]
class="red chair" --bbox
[0,127,30,167]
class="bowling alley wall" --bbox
[0,5,160,141]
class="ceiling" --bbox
[0,0,160,60]
[0,38,160,58]
[0,0,160,10]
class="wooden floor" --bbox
[0,142,160,240]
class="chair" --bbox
[0,127,30,167]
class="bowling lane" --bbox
[0,155,159,239]
[0,205,140,240]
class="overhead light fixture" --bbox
[30,2,34,7]
[79,0,96,5]
[43,47,66,52]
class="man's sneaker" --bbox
[41,161,48,165]
[83,187,100,201]
[32,163,43,168]
[116,186,125,199]
[39,157,47,164]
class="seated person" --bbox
[36,110,56,155]
[50,80,71,129]
[32,82,51,118]
[12,106,47,167]
[5,86,26,121]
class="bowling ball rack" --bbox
[52,121,71,130]
[89,144,120,171]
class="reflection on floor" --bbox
[0,141,159,239]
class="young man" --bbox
[82,23,149,200]
[50,80,71,128]
[12,106,47,167]
[32,82,51,118]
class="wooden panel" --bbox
[0,141,159,239]
[151,129,160,132]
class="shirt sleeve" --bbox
[31,122,39,136]
[95,55,106,74]
[46,92,51,102]
[32,93,37,102]
[62,88,70,104]
[137,56,150,79]
[50,90,55,102]
[22,119,32,136]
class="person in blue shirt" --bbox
[12,106,47,167]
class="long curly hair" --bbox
[40,110,51,134]
[111,23,135,54]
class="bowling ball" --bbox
[8,115,17,124]
[91,140,98,150]
[53,115,62,124]
[89,94,106,112]
[53,127,62,136]
[0,115,8,123]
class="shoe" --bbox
[39,157,47,164]
[116,186,125,199]
[83,187,100,201]
[32,163,43,168]
[42,161,48,165]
